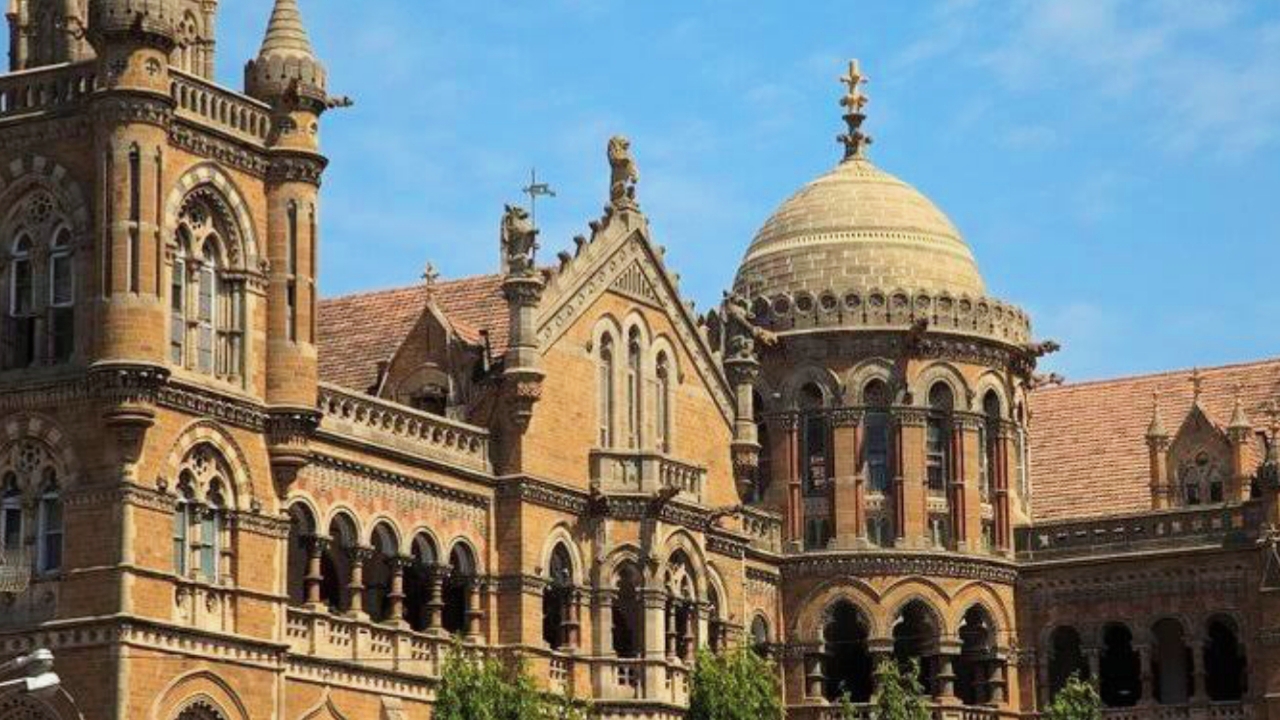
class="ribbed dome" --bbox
[245,0,327,103]
[734,157,986,299]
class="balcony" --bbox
[1100,704,1253,720]
[589,449,706,503]
[1016,503,1261,561]
[285,606,449,676]
[0,62,98,122]
[740,506,783,554]
[317,382,491,473]
[787,704,1027,720]
[170,69,272,144]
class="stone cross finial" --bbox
[838,59,873,160]
[1190,367,1204,403]
[422,262,439,287]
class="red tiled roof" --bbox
[1028,357,1280,523]
[317,274,507,392]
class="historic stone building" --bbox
[0,2,1274,719]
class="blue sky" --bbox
[216,1,1278,382]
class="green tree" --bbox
[1045,674,1101,720]
[860,658,930,720]
[687,647,784,720]
[434,643,595,720]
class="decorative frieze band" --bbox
[783,552,1018,585]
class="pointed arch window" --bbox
[981,391,1002,502]
[598,334,615,447]
[626,327,642,449]
[926,382,954,495]
[36,467,61,573]
[543,543,575,649]
[48,228,74,362]
[6,235,36,368]
[173,475,194,577]
[1,473,21,553]
[171,445,234,583]
[800,382,829,493]
[655,351,672,453]
[171,191,246,383]
[863,379,891,493]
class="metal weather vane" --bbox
[521,168,556,230]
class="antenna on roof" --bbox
[522,168,556,230]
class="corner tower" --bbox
[246,0,329,411]
[729,60,1054,713]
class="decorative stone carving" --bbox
[500,204,539,277]
[607,135,639,209]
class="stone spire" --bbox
[837,59,873,161]
[245,0,327,106]
[1228,386,1252,432]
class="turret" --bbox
[247,0,329,411]
[1226,389,1253,501]
[1146,392,1172,509]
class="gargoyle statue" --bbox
[1024,340,1061,358]
[500,204,538,276]
[723,291,777,361]
[608,135,639,208]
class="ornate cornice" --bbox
[92,93,174,130]
[0,115,92,151]
[495,476,590,515]
[706,534,745,560]
[169,121,269,177]
[267,151,328,188]
[746,566,781,586]
[158,381,268,430]
[310,453,490,511]
[783,552,1019,585]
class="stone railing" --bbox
[317,382,491,473]
[1100,703,1252,720]
[0,61,99,121]
[170,69,272,143]
[788,704,1012,720]
[285,606,450,676]
[591,657,693,706]
[589,449,706,503]
[740,505,783,553]
[750,287,1032,347]
[1016,503,1262,561]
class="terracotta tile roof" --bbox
[1028,357,1280,523]
[317,274,507,392]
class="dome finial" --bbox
[838,59,873,161]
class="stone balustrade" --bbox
[317,382,491,473]
[740,505,784,553]
[1101,704,1252,720]
[1016,503,1261,560]
[285,606,448,676]
[0,61,98,121]
[170,69,272,143]
[589,449,707,503]
[788,704,1018,720]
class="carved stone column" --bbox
[1137,644,1154,706]
[464,577,485,641]
[562,588,582,651]
[1085,648,1102,689]
[989,657,1008,706]
[346,545,372,618]
[994,423,1014,553]
[426,564,449,633]
[949,421,968,550]
[665,602,678,658]
[387,555,409,626]
[1189,639,1207,703]
[304,534,328,608]
[595,589,616,657]
[935,641,961,704]
[895,410,927,547]
[769,413,803,547]
[805,650,826,700]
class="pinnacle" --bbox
[259,0,316,59]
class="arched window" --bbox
[893,600,941,693]
[612,561,644,658]
[626,327,642,449]
[1,473,21,554]
[285,504,315,606]
[753,389,770,502]
[664,551,697,662]
[926,382,954,494]
[655,351,672,453]
[6,234,36,368]
[1049,626,1089,696]
[800,382,828,493]
[171,445,233,583]
[365,523,398,623]
[443,543,476,635]
[48,228,74,362]
[171,190,246,383]
[956,606,997,705]
[981,391,1001,502]
[863,379,891,494]
[1178,451,1225,506]
[1204,617,1246,701]
[323,514,357,613]
[824,601,873,702]
[36,467,61,574]
[598,334,615,447]
[543,543,574,649]
[1151,618,1191,704]
[1100,623,1141,707]
[404,533,438,631]
[750,615,770,657]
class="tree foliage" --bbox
[850,658,931,720]
[687,647,784,720]
[1045,674,1102,720]
[434,644,594,720]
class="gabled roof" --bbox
[1028,357,1280,523]
[317,274,507,392]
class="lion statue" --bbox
[500,204,538,276]
[608,135,639,207]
